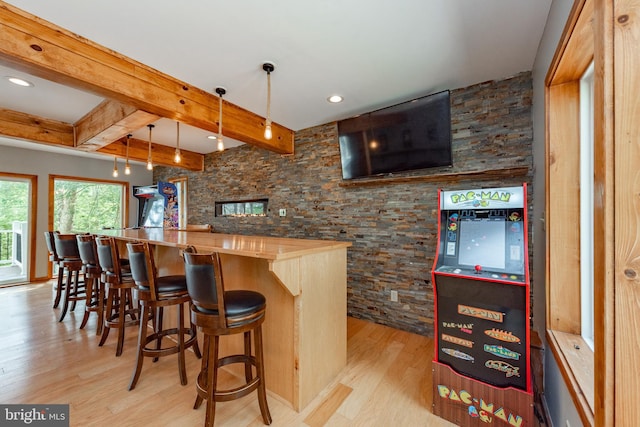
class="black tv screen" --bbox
[337,90,452,180]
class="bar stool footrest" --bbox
[141,327,198,358]
[195,354,260,403]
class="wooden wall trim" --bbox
[546,0,593,85]
[546,81,582,333]
[610,0,640,424]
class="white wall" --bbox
[0,144,153,280]
[531,0,584,426]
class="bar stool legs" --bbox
[128,300,199,390]
[125,241,200,391]
[99,284,138,357]
[183,251,272,426]
[52,271,64,309]
[58,266,82,322]
[54,233,86,323]
[77,234,105,335]
[79,271,104,334]
[194,322,272,427]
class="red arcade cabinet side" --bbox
[430,184,533,427]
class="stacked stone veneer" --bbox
[155,72,533,337]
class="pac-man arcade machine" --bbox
[431,185,532,427]
[133,181,179,228]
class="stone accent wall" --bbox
[155,72,533,337]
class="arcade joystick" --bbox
[474,265,482,274]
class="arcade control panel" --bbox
[435,265,525,283]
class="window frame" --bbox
[48,174,129,232]
[168,176,188,228]
[544,0,614,426]
[215,199,268,217]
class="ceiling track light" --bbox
[124,134,132,175]
[174,121,182,163]
[263,62,275,140]
[147,124,154,171]
[215,87,226,151]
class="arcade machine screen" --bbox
[457,218,506,271]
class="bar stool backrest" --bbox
[77,234,99,267]
[44,231,60,262]
[127,241,165,302]
[183,252,227,323]
[96,236,124,281]
[54,233,80,260]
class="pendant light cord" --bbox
[266,71,271,123]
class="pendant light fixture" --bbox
[174,121,182,163]
[146,124,154,171]
[215,87,226,151]
[112,156,119,177]
[263,62,275,140]
[124,134,132,175]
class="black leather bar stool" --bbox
[126,241,201,391]
[53,233,86,322]
[96,236,138,357]
[183,251,271,427]
[76,234,104,334]
[44,231,64,309]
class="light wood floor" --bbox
[0,282,455,427]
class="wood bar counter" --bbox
[98,228,351,411]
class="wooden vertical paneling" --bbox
[547,81,582,333]
[612,0,640,425]
[593,0,616,425]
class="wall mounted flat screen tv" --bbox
[337,90,452,180]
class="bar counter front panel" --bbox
[98,228,351,411]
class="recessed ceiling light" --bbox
[207,135,218,140]
[5,76,34,87]
[327,95,343,103]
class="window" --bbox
[548,1,640,424]
[545,2,599,425]
[50,176,128,232]
[579,62,594,351]
[215,199,268,217]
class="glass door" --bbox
[0,176,31,286]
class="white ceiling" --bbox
[0,0,552,159]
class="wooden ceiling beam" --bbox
[74,99,160,151]
[98,136,204,172]
[0,1,294,154]
[0,108,73,146]
[0,107,202,171]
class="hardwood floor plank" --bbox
[0,283,453,427]
[304,383,353,427]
